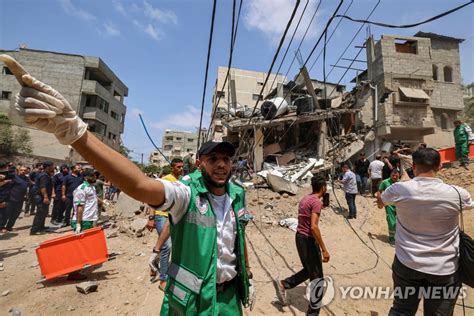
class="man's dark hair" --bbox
[412,148,440,173]
[375,155,382,160]
[171,158,183,166]
[82,168,95,177]
[311,175,326,193]
[342,164,350,169]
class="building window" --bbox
[1,91,12,100]
[176,137,182,141]
[111,111,119,120]
[257,81,264,86]
[187,138,194,142]
[164,145,172,150]
[108,132,117,140]
[85,95,109,113]
[432,65,438,81]
[394,39,417,54]
[252,94,262,101]
[441,113,449,130]
[84,119,106,136]
[443,66,453,83]
[2,67,13,75]
[165,136,173,141]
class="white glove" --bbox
[0,54,88,145]
[148,252,159,273]
[74,223,82,235]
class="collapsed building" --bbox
[209,32,466,193]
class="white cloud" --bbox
[58,0,96,22]
[244,0,321,43]
[144,24,163,41]
[143,1,178,25]
[112,0,127,16]
[130,107,144,118]
[103,22,121,36]
[150,106,210,130]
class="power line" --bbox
[196,0,218,151]
[334,1,472,29]
[206,0,243,141]
[237,0,345,161]
[324,0,380,80]
[308,0,354,73]
[234,0,302,151]
[266,0,311,94]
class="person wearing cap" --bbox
[7,56,252,314]
[453,119,470,167]
[71,168,99,233]
[30,161,55,235]
[51,164,69,225]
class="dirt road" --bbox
[1,165,473,315]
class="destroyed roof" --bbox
[414,32,464,43]
[350,69,368,83]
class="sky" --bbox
[1,0,473,163]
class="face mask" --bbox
[201,168,230,189]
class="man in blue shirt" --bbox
[341,164,358,219]
[60,164,83,227]
[51,165,69,225]
[0,165,28,233]
[31,161,55,235]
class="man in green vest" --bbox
[3,54,254,315]
[454,119,469,167]
[376,168,400,246]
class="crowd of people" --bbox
[0,161,119,236]
[1,54,473,315]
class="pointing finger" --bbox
[0,54,28,86]
[22,74,62,99]
[20,87,65,111]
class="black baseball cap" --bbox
[198,141,235,157]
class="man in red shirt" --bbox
[278,176,330,315]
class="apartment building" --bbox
[149,128,207,167]
[210,67,287,140]
[358,32,464,149]
[0,48,128,161]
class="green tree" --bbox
[143,164,161,175]
[119,144,131,158]
[0,114,32,156]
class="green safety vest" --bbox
[161,171,250,315]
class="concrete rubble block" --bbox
[2,290,11,296]
[277,152,296,166]
[107,231,118,239]
[76,281,98,295]
[263,143,282,158]
[130,218,149,236]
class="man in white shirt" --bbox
[72,168,98,233]
[368,155,385,197]
[378,148,473,315]
[341,164,358,219]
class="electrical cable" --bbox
[324,0,380,79]
[197,0,218,151]
[206,0,243,141]
[266,0,311,94]
[138,114,170,164]
[233,0,301,155]
[334,1,472,29]
[234,0,345,161]
[307,0,354,73]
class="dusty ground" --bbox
[1,165,473,315]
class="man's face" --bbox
[390,172,400,182]
[199,150,232,188]
[172,162,184,177]
[72,165,81,174]
[18,167,28,176]
[62,167,69,174]
[45,164,55,174]
[85,174,97,184]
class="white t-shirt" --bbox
[72,181,98,221]
[158,179,240,283]
[368,160,384,179]
[381,177,473,275]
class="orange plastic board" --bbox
[439,144,474,164]
[35,227,108,280]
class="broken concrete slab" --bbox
[2,290,11,296]
[277,152,296,166]
[267,174,298,195]
[130,218,148,234]
[263,143,281,158]
[76,281,98,295]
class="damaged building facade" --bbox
[356,32,465,150]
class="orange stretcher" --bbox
[438,143,474,164]
[35,227,108,281]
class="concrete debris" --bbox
[76,281,98,295]
[29,262,39,268]
[67,306,75,311]
[130,218,148,234]
[279,218,298,232]
[107,231,118,239]
[2,290,11,296]
[9,308,21,316]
